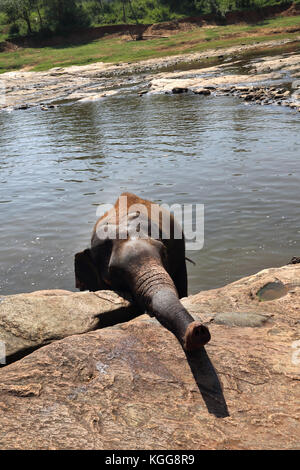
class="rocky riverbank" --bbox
[0,37,300,113]
[147,48,300,110]
[164,83,299,111]
[0,263,299,449]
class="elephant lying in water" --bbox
[75,192,210,352]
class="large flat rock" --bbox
[0,265,299,449]
[2,264,300,364]
[186,263,300,325]
[0,290,136,363]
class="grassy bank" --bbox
[0,14,300,74]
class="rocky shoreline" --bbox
[0,37,300,113]
[0,264,299,449]
[165,83,300,111]
[146,47,300,110]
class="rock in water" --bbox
[194,88,211,95]
[172,87,188,94]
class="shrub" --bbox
[8,21,19,35]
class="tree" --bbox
[0,0,35,34]
[42,0,90,33]
[34,0,44,29]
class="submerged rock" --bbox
[172,87,188,94]
[193,88,211,95]
[289,256,300,264]
[17,104,31,110]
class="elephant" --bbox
[75,192,210,352]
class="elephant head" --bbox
[75,193,210,352]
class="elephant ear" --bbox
[74,249,101,291]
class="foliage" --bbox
[43,0,91,34]
[0,0,35,33]
[1,13,299,73]
[0,0,296,38]
[0,0,91,35]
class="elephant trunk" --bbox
[128,261,210,351]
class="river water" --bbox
[0,84,299,295]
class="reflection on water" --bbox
[0,92,299,295]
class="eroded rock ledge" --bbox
[0,264,299,449]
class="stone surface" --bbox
[0,289,136,363]
[0,265,299,449]
[213,311,269,327]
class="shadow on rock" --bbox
[94,303,141,329]
[185,347,229,418]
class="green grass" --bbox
[0,14,299,73]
